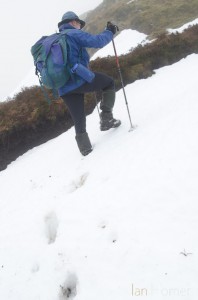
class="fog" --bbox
[0,0,102,101]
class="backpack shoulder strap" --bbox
[59,29,73,67]
[59,29,71,35]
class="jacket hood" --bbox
[59,23,76,32]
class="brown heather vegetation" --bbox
[0,88,95,170]
[1,25,198,171]
[85,0,198,38]
[90,25,198,88]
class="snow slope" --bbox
[91,29,148,60]
[0,53,198,299]
[8,68,39,99]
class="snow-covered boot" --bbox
[100,111,121,131]
[75,132,92,156]
[100,89,121,131]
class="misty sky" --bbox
[0,0,103,100]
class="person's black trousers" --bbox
[61,72,115,134]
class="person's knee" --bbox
[104,76,115,91]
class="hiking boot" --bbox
[100,112,121,131]
[75,132,93,156]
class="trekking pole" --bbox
[111,35,134,131]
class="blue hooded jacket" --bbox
[58,24,113,96]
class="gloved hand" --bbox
[106,21,119,35]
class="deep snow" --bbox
[1,17,198,300]
[0,51,198,299]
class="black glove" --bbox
[106,21,119,35]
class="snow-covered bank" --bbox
[8,68,39,99]
[168,17,198,34]
[0,53,198,299]
[91,29,148,60]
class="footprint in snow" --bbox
[31,262,40,273]
[59,272,78,299]
[44,211,59,244]
[98,220,107,229]
[109,231,118,244]
[98,221,118,244]
[68,172,89,193]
